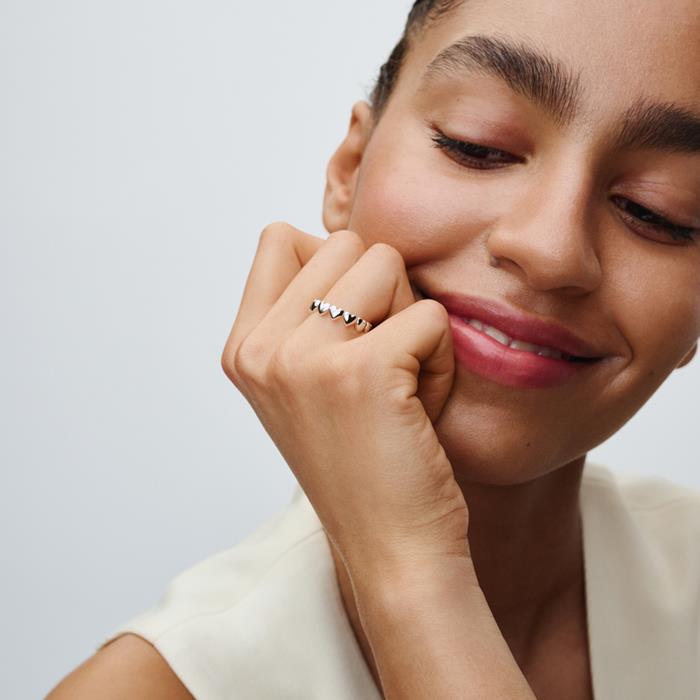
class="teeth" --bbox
[466,319,564,360]
[482,325,511,346]
[509,339,563,359]
[508,339,541,353]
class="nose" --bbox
[485,170,603,295]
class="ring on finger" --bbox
[309,299,373,333]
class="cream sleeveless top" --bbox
[98,461,700,699]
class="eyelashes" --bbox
[429,127,698,244]
[430,130,521,169]
[611,196,697,243]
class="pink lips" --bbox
[448,314,598,389]
[416,289,607,389]
[428,291,604,360]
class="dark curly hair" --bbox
[369,0,464,120]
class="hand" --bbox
[221,222,538,699]
[221,222,472,579]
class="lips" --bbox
[419,289,607,360]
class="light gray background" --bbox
[2,1,698,697]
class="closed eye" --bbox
[430,129,523,170]
[430,128,698,244]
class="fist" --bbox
[221,222,471,576]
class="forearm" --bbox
[351,562,537,700]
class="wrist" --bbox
[348,554,482,624]
[348,559,537,700]
[348,559,536,700]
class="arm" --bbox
[350,559,538,700]
[222,223,532,696]
[45,634,194,700]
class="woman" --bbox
[47,0,700,698]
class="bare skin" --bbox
[46,634,194,700]
[47,0,699,697]
[329,540,592,699]
[317,0,698,695]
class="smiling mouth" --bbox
[460,317,601,363]
[411,284,605,364]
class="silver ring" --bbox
[309,299,373,333]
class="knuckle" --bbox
[418,298,450,324]
[259,220,293,245]
[230,335,269,386]
[330,229,366,257]
[368,242,405,270]
[221,347,237,382]
[269,338,308,387]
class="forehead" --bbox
[402,0,700,123]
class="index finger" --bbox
[224,221,325,349]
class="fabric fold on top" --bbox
[99,461,700,700]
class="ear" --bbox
[322,100,374,233]
[676,342,697,369]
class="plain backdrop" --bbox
[2,1,698,697]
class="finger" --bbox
[224,222,324,351]
[364,299,455,423]
[297,242,417,345]
[251,229,368,343]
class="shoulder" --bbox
[580,461,700,687]
[45,633,193,700]
[106,484,326,642]
[583,459,700,525]
[47,487,328,700]
[49,486,329,700]
[583,460,700,588]
[84,486,362,699]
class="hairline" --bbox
[368,1,467,123]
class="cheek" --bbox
[615,263,700,375]
[349,139,700,381]
[348,150,501,265]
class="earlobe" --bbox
[676,342,697,369]
[322,100,374,233]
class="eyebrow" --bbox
[420,34,700,155]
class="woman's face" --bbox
[325,0,700,485]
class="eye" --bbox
[430,127,698,245]
[611,196,698,244]
[430,129,523,170]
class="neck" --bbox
[329,455,588,686]
[456,455,587,655]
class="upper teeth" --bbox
[465,318,565,359]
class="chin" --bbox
[443,444,545,487]
[433,402,563,487]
